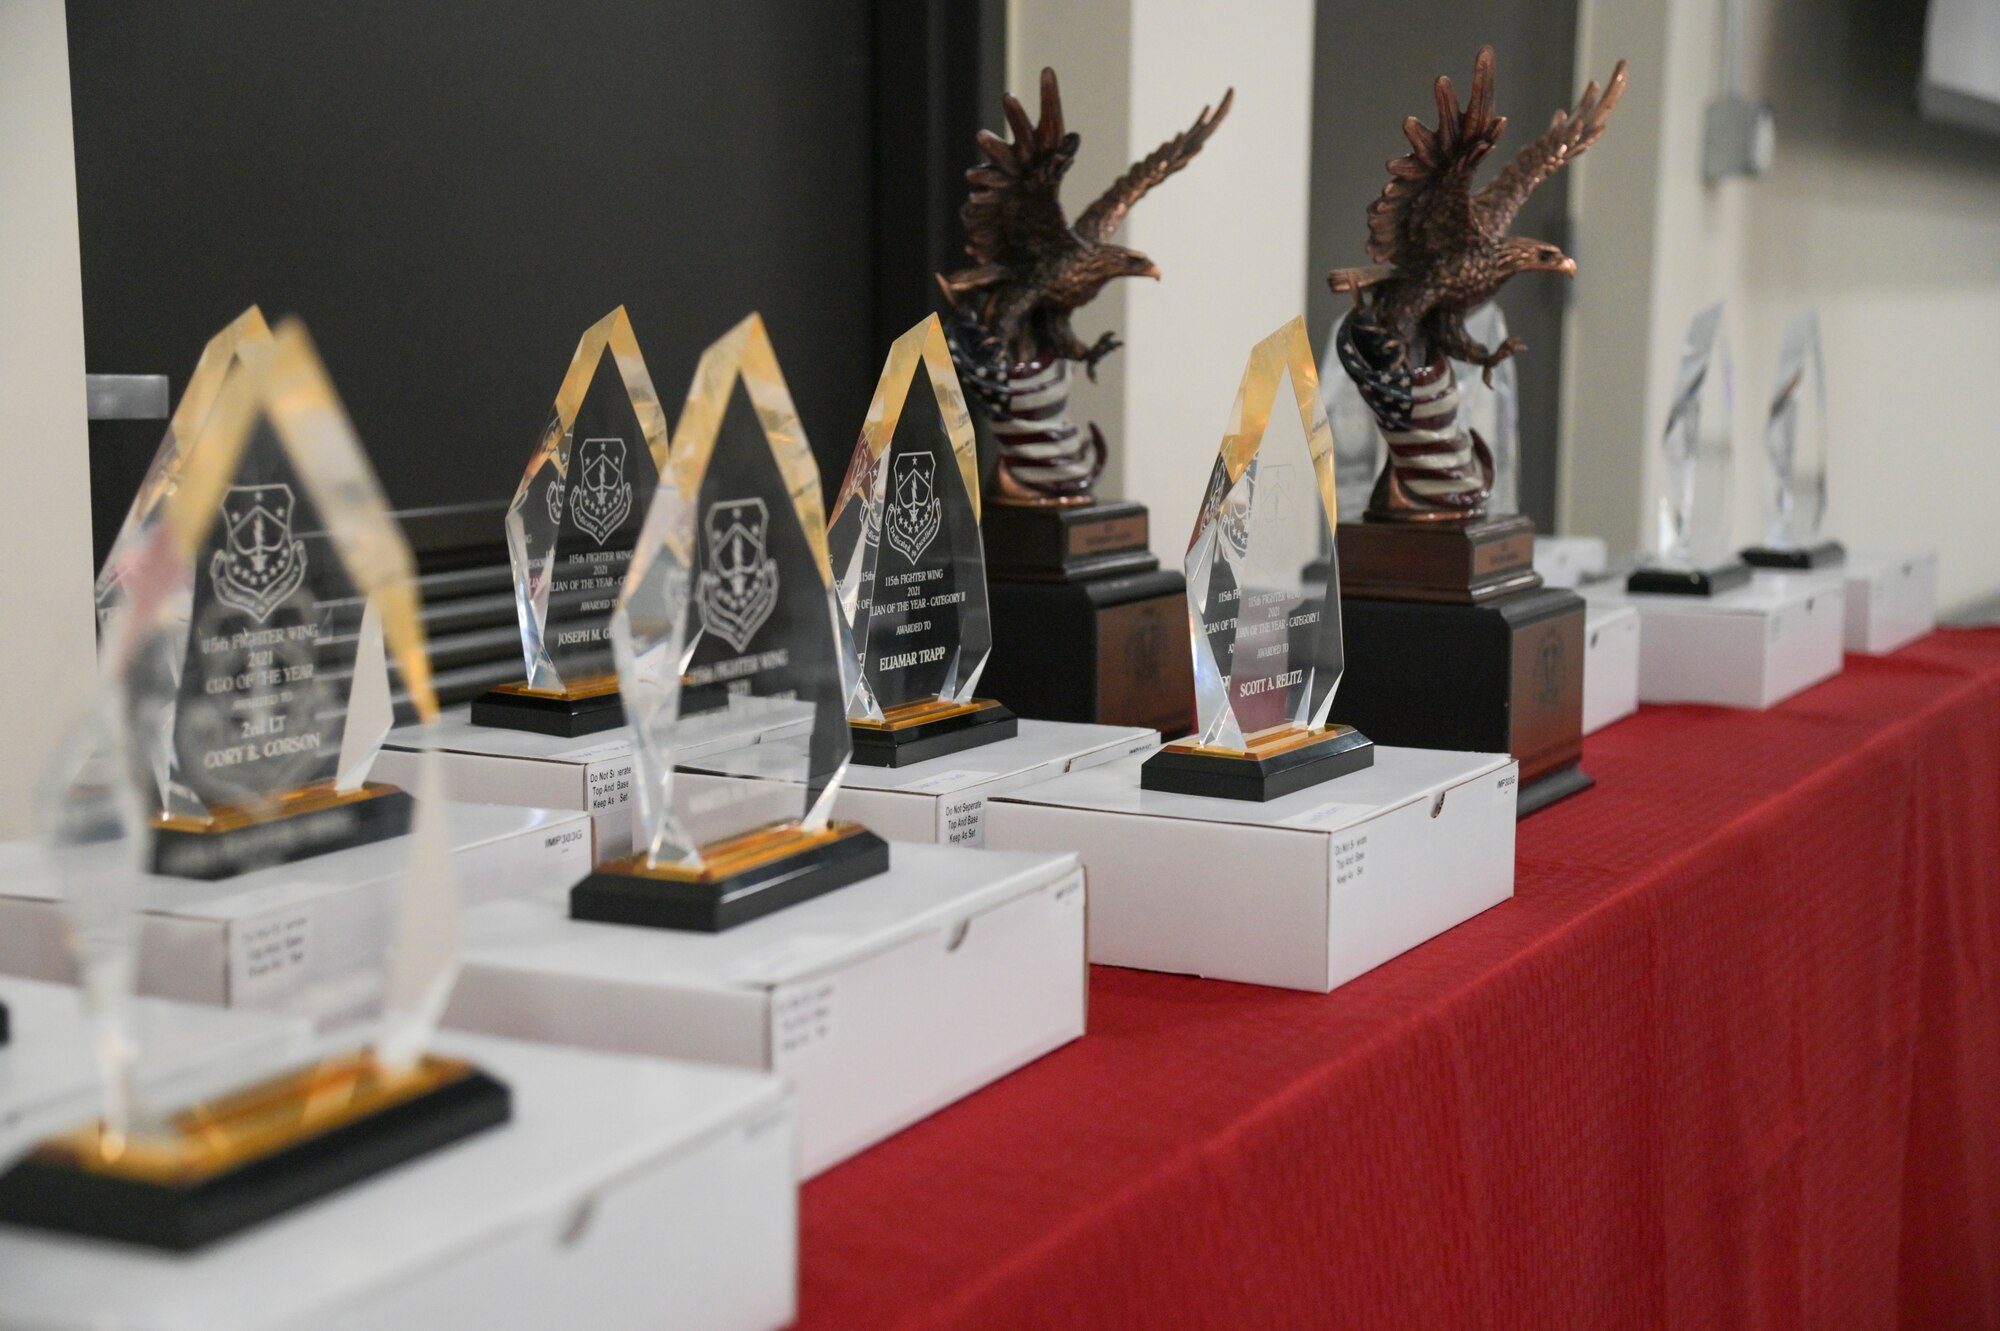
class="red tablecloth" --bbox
[799,630,2000,1330]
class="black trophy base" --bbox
[0,1059,510,1252]
[149,784,414,881]
[1626,561,1755,597]
[1334,587,1591,818]
[1741,540,1847,571]
[850,700,1018,768]
[1141,726,1375,802]
[572,824,890,933]
[984,567,1194,735]
[0,999,9,1046]
[983,499,1158,581]
[471,681,625,737]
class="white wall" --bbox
[1011,0,1317,564]
[1566,0,2000,612]
[0,0,98,835]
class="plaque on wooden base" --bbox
[1336,514,1541,604]
[1740,540,1845,571]
[572,822,890,933]
[983,563,1193,736]
[0,1053,510,1252]
[1334,584,1590,816]
[469,674,625,738]
[983,499,1159,582]
[849,698,1018,768]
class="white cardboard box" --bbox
[1585,572,1845,710]
[1843,550,1938,654]
[0,804,592,1020]
[0,1033,798,1331]
[374,706,813,862]
[446,843,1085,1177]
[1533,534,1608,589]
[1583,601,1641,734]
[0,976,310,1167]
[831,720,1154,847]
[985,746,1517,993]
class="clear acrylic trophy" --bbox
[1628,302,1753,596]
[95,306,274,631]
[0,320,508,1251]
[1741,309,1842,569]
[827,314,1014,767]
[472,306,670,736]
[568,314,888,932]
[1141,317,1374,801]
[112,319,443,878]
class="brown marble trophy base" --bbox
[980,499,1195,737]
[1333,515,1590,816]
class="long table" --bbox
[798,629,2000,1329]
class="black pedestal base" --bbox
[149,786,414,881]
[1333,586,1589,818]
[1626,561,1754,596]
[1741,540,1846,570]
[1141,727,1375,801]
[850,703,1017,768]
[0,1000,9,1046]
[471,685,625,737]
[984,568,1193,735]
[572,828,890,933]
[0,1063,510,1252]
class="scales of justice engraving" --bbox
[568,436,633,545]
[885,453,942,564]
[698,498,781,654]
[209,483,308,623]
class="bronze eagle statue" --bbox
[938,68,1233,380]
[1328,46,1628,384]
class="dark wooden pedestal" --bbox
[980,500,1194,736]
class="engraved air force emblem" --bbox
[697,498,781,653]
[568,436,633,545]
[885,452,942,564]
[209,483,309,623]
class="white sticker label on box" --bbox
[1277,801,1370,831]
[231,909,314,1006]
[1496,772,1519,803]
[772,980,837,1060]
[586,760,635,811]
[939,793,987,847]
[896,768,1000,794]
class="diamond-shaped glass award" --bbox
[1141,317,1373,801]
[1742,309,1842,570]
[568,314,888,932]
[118,321,442,878]
[826,315,1014,767]
[1628,303,1753,595]
[472,306,670,737]
[0,325,510,1252]
[95,307,274,632]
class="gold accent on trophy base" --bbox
[485,672,621,702]
[851,697,1006,731]
[1142,723,1376,801]
[1162,723,1362,761]
[24,1052,479,1186]
[601,820,873,884]
[151,780,404,836]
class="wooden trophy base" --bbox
[1140,724,1375,802]
[571,821,890,933]
[981,499,1195,736]
[1333,516,1589,816]
[0,1052,510,1252]
[471,674,625,738]
[149,781,414,881]
[1626,561,1755,596]
[850,698,1018,768]
[1741,540,1846,571]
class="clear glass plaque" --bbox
[1187,317,1347,748]
[827,314,992,722]
[1651,303,1737,568]
[94,307,274,633]
[1319,302,1518,519]
[614,314,852,871]
[504,307,670,693]
[1760,309,1829,550]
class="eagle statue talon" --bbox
[1479,335,1528,387]
[1083,332,1122,381]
